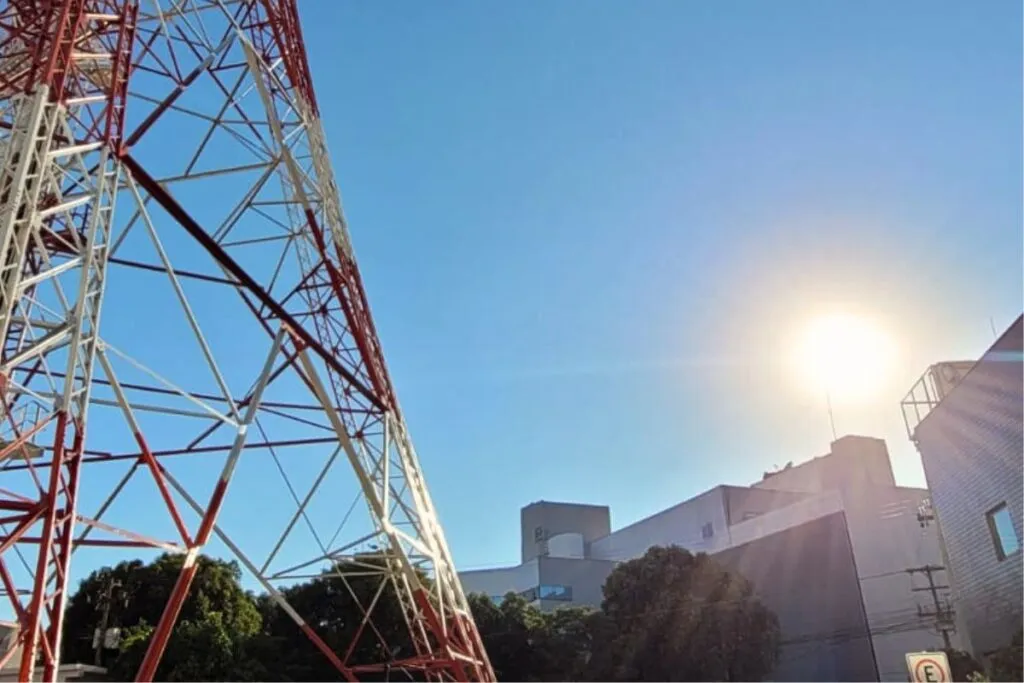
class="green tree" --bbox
[945,648,985,682]
[253,559,419,681]
[109,612,269,682]
[467,592,600,682]
[62,554,262,680]
[594,545,780,681]
[468,592,545,681]
[536,605,603,680]
[988,631,1023,683]
[63,553,460,682]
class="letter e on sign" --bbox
[906,651,951,683]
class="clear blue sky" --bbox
[295,0,1023,570]
[6,0,1022,631]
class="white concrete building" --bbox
[461,435,962,682]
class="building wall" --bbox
[460,435,955,681]
[535,556,616,610]
[722,486,811,526]
[585,494,879,681]
[520,501,610,563]
[458,555,615,610]
[716,511,877,682]
[0,622,106,682]
[727,491,842,547]
[0,623,18,676]
[838,485,961,680]
[591,488,887,681]
[747,436,952,678]
[912,316,1024,658]
[459,559,539,603]
[0,665,109,683]
[755,435,895,495]
[589,487,730,561]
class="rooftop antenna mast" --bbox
[825,386,838,441]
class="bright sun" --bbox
[794,313,897,401]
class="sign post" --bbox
[906,651,952,683]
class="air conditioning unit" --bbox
[929,361,975,401]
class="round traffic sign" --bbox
[913,656,949,682]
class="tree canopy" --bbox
[593,546,781,681]
[63,554,424,681]
[62,554,262,681]
[60,545,782,681]
[945,648,986,682]
[988,631,1023,682]
[466,592,603,681]
[252,559,417,682]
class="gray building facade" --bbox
[521,501,611,565]
[714,511,875,682]
[906,315,1023,660]
[464,501,617,610]
[461,436,955,681]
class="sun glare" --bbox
[795,313,896,401]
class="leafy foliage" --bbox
[988,631,1023,683]
[594,545,780,681]
[466,592,605,681]
[109,613,268,682]
[62,553,261,680]
[466,545,779,681]
[466,592,541,681]
[252,559,417,682]
[62,545,781,681]
[945,648,985,682]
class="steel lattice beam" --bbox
[0,1,494,681]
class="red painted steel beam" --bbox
[0,500,40,512]
[239,1,493,679]
[0,537,177,548]
[1,436,341,471]
[18,413,70,680]
[0,505,46,555]
[4,3,139,677]
[256,0,318,115]
[131,431,193,545]
[41,425,83,681]
[0,558,28,625]
[9,364,333,413]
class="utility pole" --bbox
[93,578,121,667]
[906,564,955,651]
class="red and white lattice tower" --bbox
[0,1,494,681]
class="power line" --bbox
[905,564,955,651]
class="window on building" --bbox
[986,503,1020,560]
[538,584,572,601]
[533,526,545,542]
[519,587,538,602]
[701,522,714,540]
